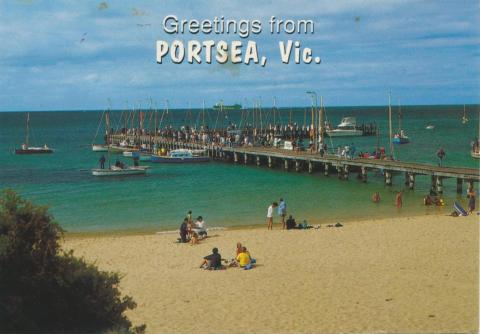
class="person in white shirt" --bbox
[266,202,278,230]
[192,216,207,239]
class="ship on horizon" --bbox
[213,102,242,111]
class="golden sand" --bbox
[64,214,479,334]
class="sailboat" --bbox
[461,105,469,124]
[15,113,54,154]
[392,102,409,144]
[92,109,110,152]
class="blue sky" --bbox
[0,0,478,111]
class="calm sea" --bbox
[0,105,478,233]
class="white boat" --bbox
[151,149,210,163]
[392,104,410,144]
[325,117,363,137]
[425,125,435,130]
[92,144,108,152]
[461,105,468,124]
[91,166,149,176]
[91,109,110,152]
[471,151,480,159]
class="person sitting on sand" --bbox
[200,247,222,270]
[192,216,207,239]
[372,192,380,203]
[229,242,243,267]
[286,215,297,230]
[236,242,243,256]
[236,246,255,269]
[190,230,199,245]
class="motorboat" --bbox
[91,165,149,176]
[325,117,363,137]
[393,130,410,144]
[151,149,210,163]
[92,144,108,152]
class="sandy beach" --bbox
[64,214,479,334]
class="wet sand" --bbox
[64,214,479,334]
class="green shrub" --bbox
[0,190,145,334]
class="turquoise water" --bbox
[0,105,478,232]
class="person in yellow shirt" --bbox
[236,247,251,267]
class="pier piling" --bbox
[295,160,301,172]
[256,155,261,166]
[456,178,463,194]
[361,167,367,183]
[308,161,313,174]
[385,171,392,186]
[436,176,443,194]
[268,156,273,168]
[430,176,436,194]
[284,159,289,171]
[408,173,415,190]
[343,165,349,180]
[324,163,329,177]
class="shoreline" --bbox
[63,210,469,238]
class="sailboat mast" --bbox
[202,100,205,128]
[273,97,276,127]
[398,99,402,132]
[388,92,394,159]
[25,113,30,147]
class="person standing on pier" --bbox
[99,155,106,169]
[266,202,278,230]
[437,147,446,166]
[278,198,287,229]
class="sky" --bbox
[0,0,479,111]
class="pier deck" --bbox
[109,134,480,193]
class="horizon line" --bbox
[1,102,479,113]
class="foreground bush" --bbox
[0,190,145,334]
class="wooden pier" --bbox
[110,134,480,194]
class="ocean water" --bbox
[0,105,478,233]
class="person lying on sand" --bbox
[200,247,223,270]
